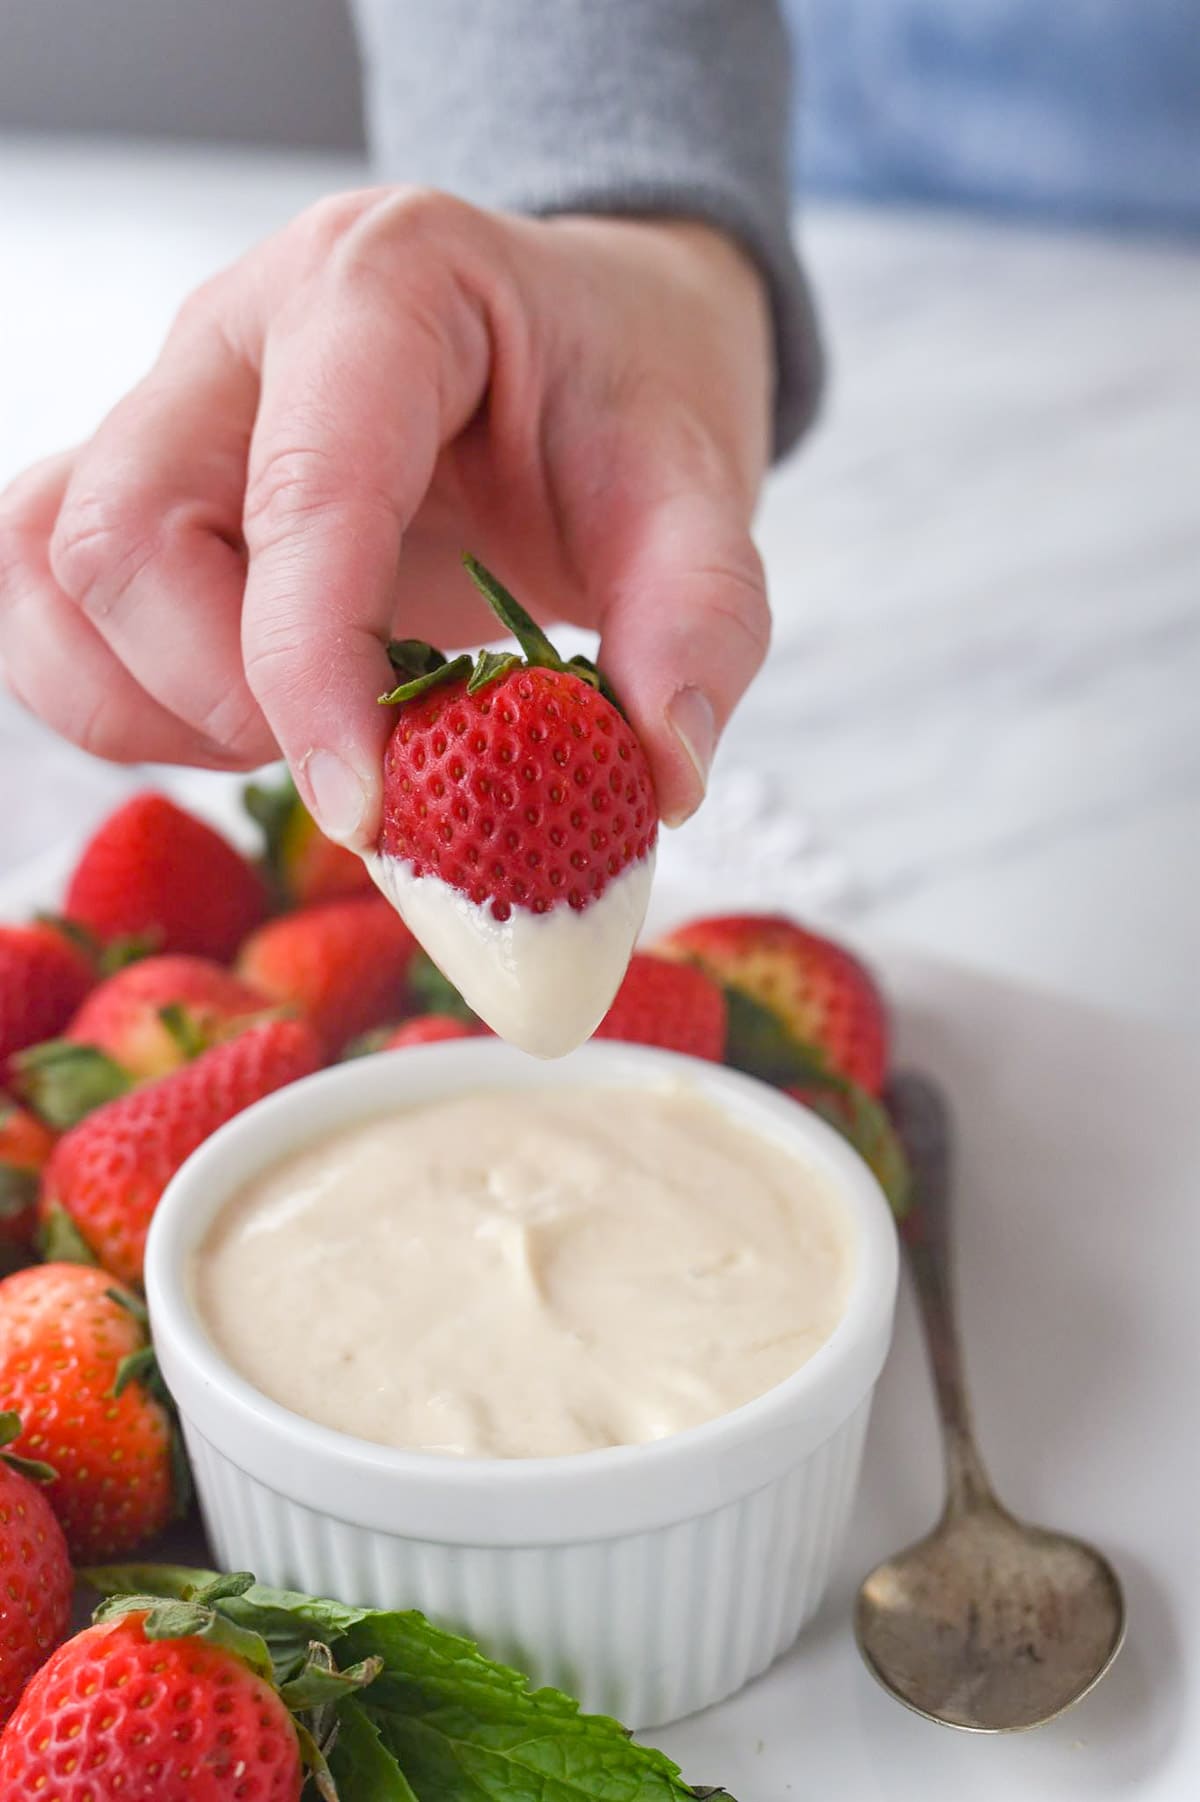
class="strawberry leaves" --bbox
[14,1039,134,1130]
[379,642,473,706]
[0,1410,57,1484]
[378,556,628,715]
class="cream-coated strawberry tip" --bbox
[365,848,654,1058]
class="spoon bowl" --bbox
[857,1497,1126,1731]
[858,1073,1126,1731]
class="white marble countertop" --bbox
[2,134,1197,1026]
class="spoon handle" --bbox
[888,1072,995,1517]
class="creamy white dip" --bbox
[364,850,653,1058]
[193,1084,853,1459]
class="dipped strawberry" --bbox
[16,953,271,1129]
[40,1017,322,1286]
[65,791,268,961]
[370,556,657,1057]
[238,896,416,1056]
[0,1265,178,1559]
[0,922,94,1083]
[0,1410,71,1722]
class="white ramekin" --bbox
[146,1041,898,1728]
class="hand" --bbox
[0,191,773,839]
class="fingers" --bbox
[0,456,242,768]
[240,192,494,843]
[44,303,277,766]
[590,483,771,828]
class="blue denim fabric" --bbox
[788,0,1200,231]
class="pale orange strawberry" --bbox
[653,913,888,1094]
[245,769,375,907]
[238,897,417,1056]
[16,954,271,1130]
[0,1265,177,1560]
[0,1102,55,1262]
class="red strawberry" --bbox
[238,897,417,1056]
[0,1610,306,1799]
[653,914,888,1095]
[382,1014,480,1049]
[0,1265,177,1559]
[246,769,375,907]
[373,556,657,1048]
[65,792,268,962]
[594,954,727,1060]
[40,1017,322,1287]
[0,1101,56,1261]
[0,1410,72,1722]
[16,954,272,1131]
[0,923,94,1083]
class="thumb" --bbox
[593,490,770,827]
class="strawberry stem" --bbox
[462,554,564,669]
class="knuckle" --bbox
[48,489,157,618]
[242,443,355,552]
[681,541,771,670]
[329,186,481,296]
[291,189,383,266]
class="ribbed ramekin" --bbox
[146,1041,898,1728]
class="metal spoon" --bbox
[855,1071,1126,1731]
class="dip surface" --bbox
[193,1083,853,1458]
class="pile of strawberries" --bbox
[0,773,905,1779]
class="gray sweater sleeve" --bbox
[350,0,820,457]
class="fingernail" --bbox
[664,686,716,826]
[302,749,367,844]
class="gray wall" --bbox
[0,0,364,148]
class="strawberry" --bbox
[40,1018,322,1287]
[0,1101,55,1262]
[0,922,94,1083]
[64,792,269,962]
[16,954,272,1130]
[653,913,889,1095]
[0,1410,72,1723]
[594,954,727,1060]
[0,1609,306,1799]
[0,1265,177,1559]
[238,897,417,1056]
[246,769,375,908]
[372,556,657,1049]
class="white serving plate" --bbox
[2,774,1196,1799]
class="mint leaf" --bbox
[328,1699,420,1802]
[342,1612,709,1802]
[84,1562,223,1601]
